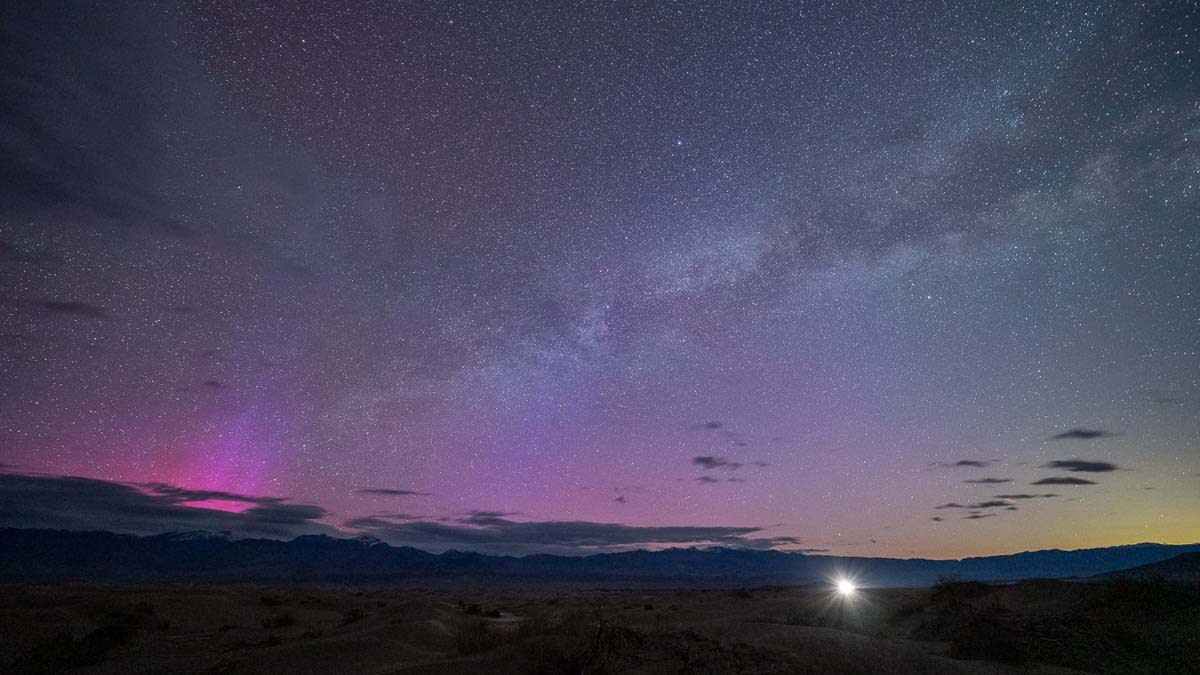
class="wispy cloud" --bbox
[963,477,1012,484]
[1041,459,1119,473]
[693,455,742,471]
[355,488,431,496]
[1050,429,1116,440]
[967,500,1013,509]
[0,472,331,538]
[1032,477,1097,486]
[931,459,994,469]
[346,513,800,555]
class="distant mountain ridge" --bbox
[1097,551,1200,584]
[2,528,1198,587]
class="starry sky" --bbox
[1,1,1197,558]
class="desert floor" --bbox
[2,578,1194,674]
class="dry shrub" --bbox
[8,605,152,673]
[930,578,992,606]
[261,613,296,629]
[945,605,1027,664]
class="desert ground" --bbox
[2,578,1195,674]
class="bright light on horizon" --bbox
[836,578,857,596]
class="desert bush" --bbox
[11,621,137,673]
[889,600,924,623]
[261,613,296,629]
[454,618,510,655]
[509,612,645,674]
[930,578,992,606]
[783,610,809,626]
[513,635,588,675]
[945,605,1027,664]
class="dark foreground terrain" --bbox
[2,578,1196,674]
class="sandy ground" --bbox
[0,582,1163,674]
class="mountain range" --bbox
[3,528,1198,587]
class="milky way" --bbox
[1,1,1197,557]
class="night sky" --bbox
[1,1,1197,558]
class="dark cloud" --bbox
[692,455,742,471]
[1132,388,1188,406]
[994,493,1058,500]
[241,503,327,524]
[726,477,746,483]
[35,300,107,319]
[689,421,723,431]
[140,483,283,505]
[964,514,996,520]
[1050,429,1116,440]
[1005,506,1018,511]
[930,516,944,522]
[931,459,994,468]
[457,511,521,525]
[345,512,797,555]
[202,380,224,389]
[0,472,331,538]
[695,476,721,484]
[0,3,200,239]
[359,513,420,523]
[752,461,770,467]
[963,477,1012,484]
[1032,477,1097,486]
[967,500,1013,509]
[1042,459,1119,473]
[934,503,964,509]
[355,488,431,497]
[613,496,626,504]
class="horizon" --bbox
[8,520,1199,564]
[2,1,1198,561]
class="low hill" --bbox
[1098,551,1200,584]
[3,528,1198,586]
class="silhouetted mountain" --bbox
[2,528,1197,586]
[1097,551,1200,584]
